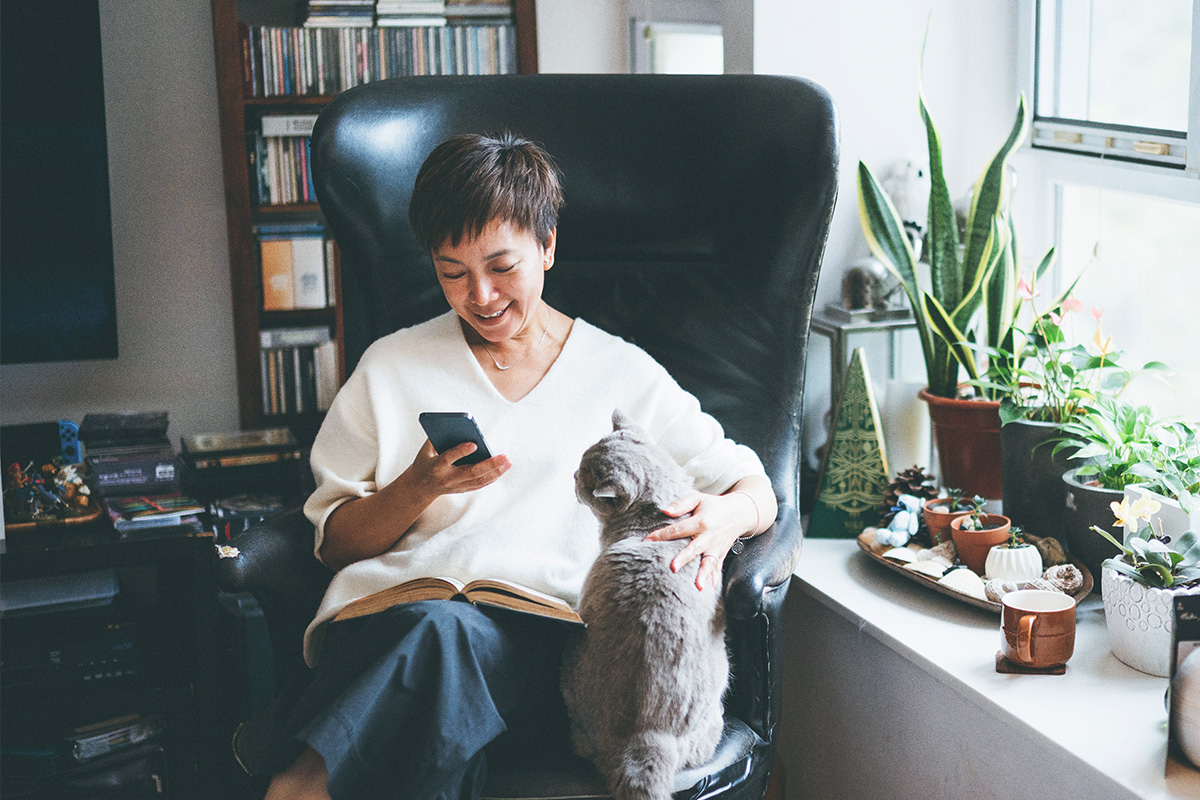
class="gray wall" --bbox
[0,0,239,443]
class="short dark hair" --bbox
[408,131,564,251]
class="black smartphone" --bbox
[418,412,494,466]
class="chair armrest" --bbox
[215,507,324,596]
[215,507,333,699]
[722,503,802,621]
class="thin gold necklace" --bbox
[483,307,551,371]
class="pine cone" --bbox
[879,465,938,527]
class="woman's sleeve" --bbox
[638,360,769,496]
[302,364,380,558]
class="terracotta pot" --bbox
[950,513,1012,575]
[922,497,971,546]
[919,388,1001,499]
[1062,467,1123,588]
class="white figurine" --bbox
[878,494,922,547]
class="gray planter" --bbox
[1062,467,1123,589]
[1000,418,1074,547]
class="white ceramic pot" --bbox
[1102,566,1200,677]
[985,544,1043,583]
[1172,649,1200,768]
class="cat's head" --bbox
[575,409,691,520]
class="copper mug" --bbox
[1001,589,1077,668]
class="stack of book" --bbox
[259,327,339,415]
[377,1,446,27]
[180,429,305,521]
[239,20,517,96]
[104,494,205,533]
[304,0,374,27]
[445,0,512,22]
[257,222,335,309]
[80,412,179,499]
[247,114,321,206]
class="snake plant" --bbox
[857,26,1050,399]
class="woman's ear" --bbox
[543,227,557,270]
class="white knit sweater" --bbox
[302,311,767,665]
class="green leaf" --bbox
[924,291,981,381]
[962,94,1028,302]
[917,21,961,312]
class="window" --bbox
[1032,0,1197,171]
[630,21,722,75]
[1020,0,1200,419]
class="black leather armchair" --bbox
[218,74,838,799]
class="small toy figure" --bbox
[877,494,923,547]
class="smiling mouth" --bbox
[475,306,509,320]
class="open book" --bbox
[333,577,585,626]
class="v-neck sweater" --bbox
[301,311,767,665]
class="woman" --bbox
[265,132,777,800]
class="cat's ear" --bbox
[611,408,633,432]
[593,482,621,499]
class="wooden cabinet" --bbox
[209,0,539,442]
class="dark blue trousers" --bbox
[277,600,571,800]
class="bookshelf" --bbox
[210,0,539,443]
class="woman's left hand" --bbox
[643,490,757,592]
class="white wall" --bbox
[0,0,238,443]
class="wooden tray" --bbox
[4,504,103,534]
[856,529,1093,613]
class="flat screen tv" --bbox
[1,0,119,364]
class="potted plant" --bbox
[985,526,1043,583]
[1090,510,1200,677]
[857,26,1052,499]
[949,495,1012,575]
[922,488,973,545]
[1054,394,1178,581]
[984,300,1162,545]
[1119,420,1200,541]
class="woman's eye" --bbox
[440,272,465,280]
[493,264,516,274]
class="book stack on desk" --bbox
[180,429,306,531]
[80,412,204,535]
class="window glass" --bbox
[1055,185,1200,420]
[1036,0,1193,132]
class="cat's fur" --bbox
[561,410,728,800]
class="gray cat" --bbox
[562,410,728,800]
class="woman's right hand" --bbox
[405,439,512,500]
[320,441,511,570]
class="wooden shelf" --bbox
[211,0,539,432]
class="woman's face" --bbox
[432,219,556,344]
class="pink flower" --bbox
[1090,306,1104,322]
[1062,297,1084,314]
[1049,311,1063,326]
[1017,272,1040,301]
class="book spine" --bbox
[260,238,295,310]
[291,237,328,308]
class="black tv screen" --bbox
[1,0,119,364]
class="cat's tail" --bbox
[613,730,678,800]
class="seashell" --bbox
[882,547,917,563]
[985,579,1020,603]
[905,560,950,579]
[938,567,988,600]
[1043,564,1083,594]
[928,540,957,563]
[1024,533,1070,567]
[1025,577,1066,594]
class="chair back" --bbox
[311,74,839,517]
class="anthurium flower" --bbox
[1062,297,1084,314]
[1017,272,1040,300]
[1093,325,1114,355]
[1091,306,1104,322]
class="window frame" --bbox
[1018,0,1200,179]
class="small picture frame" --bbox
[1168,594,1200,773]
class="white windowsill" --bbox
[789,538,1200,800]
